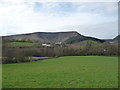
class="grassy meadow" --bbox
[2,56,118,88]
[4,42,37,47]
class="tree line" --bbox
[2,41,119,64]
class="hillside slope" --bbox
[64,35,104,44]
[113,35,120,42]
[2,31,104,44]
[2,31,79,43]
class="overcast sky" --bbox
[0,0,118,39]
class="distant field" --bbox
[30,57,49,59]
[4,42,37,47]
[81,40,100,44]
[3,56,118,88]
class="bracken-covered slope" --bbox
[2,31,104,44]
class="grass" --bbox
[2,56,118,88]
[81,40,100,44]
[4,42,37,47]
[0,64,2,89]
[31,57,49,59]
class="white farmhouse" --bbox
[55,42,62,45]
[42,44,51,47]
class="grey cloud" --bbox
[60,21,118,39]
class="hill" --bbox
[113,35,120,42]
[2,31,104,44]
[64,35,104,44]
[101,39,113,42]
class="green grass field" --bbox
[4,42,37,47]
[81,40,100,44]
[30,57,49,59]
[2,56,118,88]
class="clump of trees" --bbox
[2,41,119,64]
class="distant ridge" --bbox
[2,31,104,44]
[113,34,120,42]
